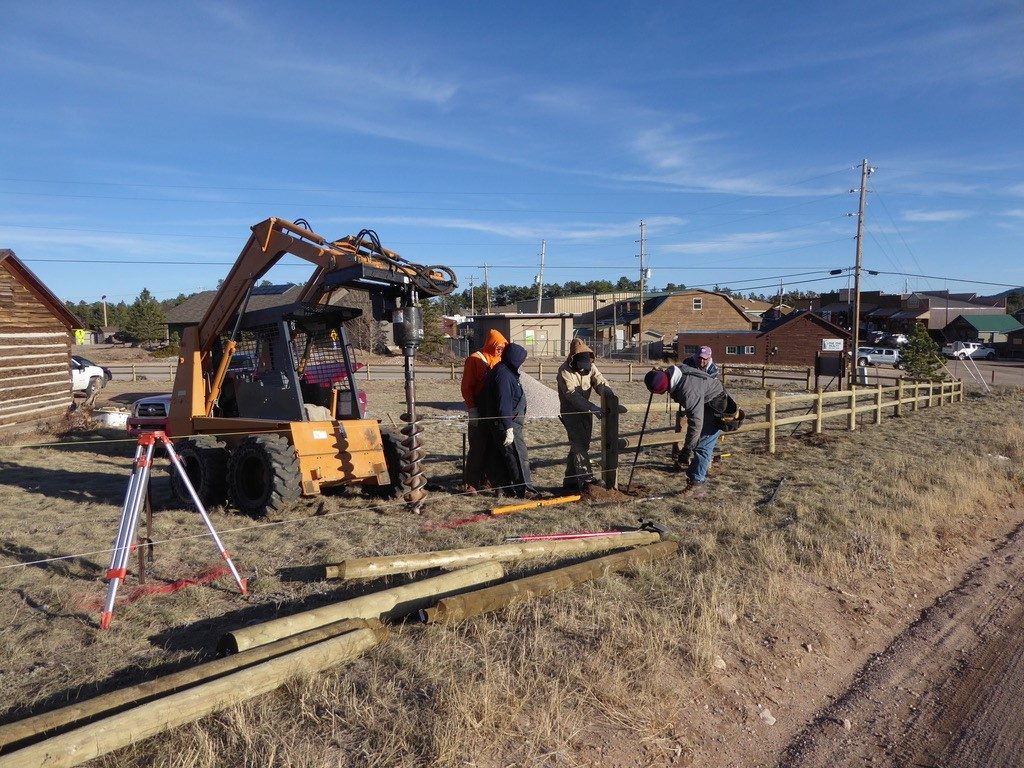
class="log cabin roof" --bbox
[0,249,82,329]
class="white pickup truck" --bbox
[941,341,996,360]
[71,355,112,395]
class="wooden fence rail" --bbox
[599,379,964,490]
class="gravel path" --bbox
[781,519,1024,767]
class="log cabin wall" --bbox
[0,258,74,432]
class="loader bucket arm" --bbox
[169,218,456,437]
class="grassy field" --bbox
[0,379,1021,767]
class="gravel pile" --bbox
[520,373,562,419]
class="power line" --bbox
[867,270,1024,290]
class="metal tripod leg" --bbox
[100,439,155,629]
[162,437,248,596]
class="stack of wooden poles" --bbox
[0,530,675,768]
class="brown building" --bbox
[674,311,851,368]
[0,250,82,433]
[582,289,754,347]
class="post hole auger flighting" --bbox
[167,217,456,516]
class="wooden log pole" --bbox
[0,626,384,768]
[895,379,904,417]
[421,541,679,624]
[874,381,883,424]
[814,388,824,434]
[220,562,503,655]
[848,387,857,431]
[0,619,375,751]
[767,388,777,454]
[324,530,662,580]
[601,387,621,489]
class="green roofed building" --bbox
[943,313,1024,344]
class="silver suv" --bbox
[856,346,902,368]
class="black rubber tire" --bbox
[227,434,301,516]
[170,435,228,508]
[363,431,404,499]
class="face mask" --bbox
[572,353,592,373]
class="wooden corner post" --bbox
[766,388,777,454]
[600,388,621,490]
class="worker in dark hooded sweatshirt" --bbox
[556,337,608,490]
[477,342,538,499]
[645,364,741,498]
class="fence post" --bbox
[875,381,883,424]
[600,388,621,490]
[721,364,727,386]
[132,364,137,382]
[366,363,371,381]
[912,382,919,412]
[991,369,995,385]
[628,363,634,383]
[895,379,904,417]
[450,363,456,381]
[848,386,857,431]
[766,388,777,454]
[761,365,767,390]
[806,367,812,392]
[168,364,174,382]
[814,388,824,434]
[537,360,542,379]
[958,380,964,403]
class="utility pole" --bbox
[592,290,598,347]
[483,264,492,315]
[469,276,475,316]
[637,220,647,363]
[777,278,784,312]
[536,240,546,314]
[101,294,108,327]
[852,159,873,374]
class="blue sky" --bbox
[2,0,1022,306]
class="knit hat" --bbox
[644,369,669,394]
[698,346,713,360]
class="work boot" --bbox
[681,480,707,499]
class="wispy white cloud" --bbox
[323,214,686,242]
[1002,208,1024,218]
[903,209,974,223]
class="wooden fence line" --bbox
[599,379,964,490]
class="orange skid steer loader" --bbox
[166,217,456,516]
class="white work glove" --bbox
[503,427,514,447]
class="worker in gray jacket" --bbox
[645,365,739,497]
[556,337,609,490]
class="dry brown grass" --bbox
[0,380,1021,767]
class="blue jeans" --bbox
[687,428,722,484]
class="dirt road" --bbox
[782,519,1024,767]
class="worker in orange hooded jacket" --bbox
[461,329,508,493]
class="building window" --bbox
[692,298,703,311]
[744,345,755,355]
[726,345,738,355]
[683,345,699,355]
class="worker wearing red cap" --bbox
[644,365,737,497]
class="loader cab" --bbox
[213,303,365,423]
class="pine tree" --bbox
[900,323,945,381]
[123,288,167,345]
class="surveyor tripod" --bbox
[100,431,247,629]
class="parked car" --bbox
[941,341,996,360]
[856,346,902,368]
[127,394,172,436]
[71,355,112,394]
[878,333,908,347]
